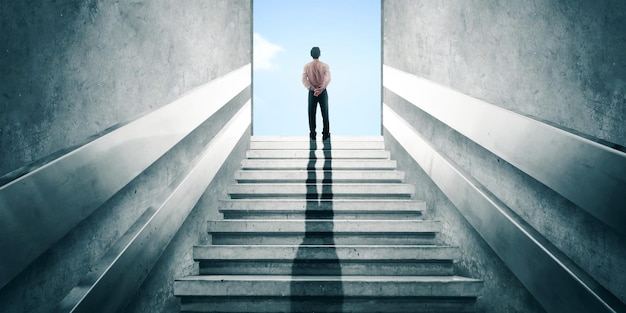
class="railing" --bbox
[383,65,626,313]
[384,65,625,235]
[0,64,251,312]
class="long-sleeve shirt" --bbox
[302,59,331,91]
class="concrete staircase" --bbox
[174,136,483,312]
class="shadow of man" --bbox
[290,139,343,312]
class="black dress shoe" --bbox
[322,133,330,141]
[309,133,316,140]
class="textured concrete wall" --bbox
[0,1,251,312]
[0,91,250,313]
[123,131,251,313]
[383,0,626,147]
[383,0,626,311]
[384,131,545,313]
[0,0,251,177]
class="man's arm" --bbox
[320,64,331,90]
[302,65,313,90]
[302,73,312,90]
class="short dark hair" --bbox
[310,47,321,59]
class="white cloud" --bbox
[253,33,284,70]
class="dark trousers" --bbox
[308,89,329,136]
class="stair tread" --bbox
[228,183,415,198]
[241,159,396,170]
[251,136,385,142]
[177,274,481,282]
[235,170,405,183]
[208,219,440,233]
[249,142,385,150]
[247,150,390,159]
[194,245,460,260]
[229,183,414,187]
[196,244,455,248]
[174,275,483,297]
[219,199,426,220]
[219,199,424,209]
[236,169,402,173]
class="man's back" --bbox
[303,59,330,89]
[303,46,331,141]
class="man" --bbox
[302,46,331,141]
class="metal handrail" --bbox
[383,98,625,312]
[384,65,626,236]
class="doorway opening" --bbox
[252,0,382,136]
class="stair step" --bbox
[175,137,484,312]
[247,149,390,160]
[196,245,458,276]
[174,275,484,297]
[234,170,405,183]
[178,297,479,313]
[176,275,482,312]
[196,245,459,261]
[208,219,439,233]
[200,261,453,277]
[208,220,439,245]
[219,199,425,220]
[251,136,384,142]
[228,183,414,199]
[240,159,397,170]
[250,141,385,150]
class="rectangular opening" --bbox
[252,0,382,136]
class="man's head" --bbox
[310,47,321,59]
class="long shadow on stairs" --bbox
[290,140,343,312]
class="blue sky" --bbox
[253,0,381,136]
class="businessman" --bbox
[302,46,331,141]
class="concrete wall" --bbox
[0,0,250,177]
[384,131,545,312]
[384,0,626,148]
[123,131,251,313]
[383,0,625,311]
[0,1,251,312]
